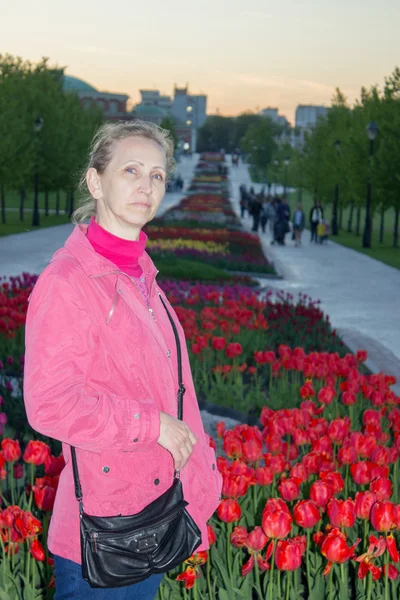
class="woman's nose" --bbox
[138,174,152,193]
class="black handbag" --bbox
[70,294,202,588]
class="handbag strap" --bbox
[71,292,185,512]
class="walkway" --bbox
[0,154,199,278]
[229,159,400,389]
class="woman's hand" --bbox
[158,412,197,471]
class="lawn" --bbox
[288,190,400,271]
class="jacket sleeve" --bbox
[23,273,160,453]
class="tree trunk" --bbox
[45,189,49,216]
[68,190,75,218]
[19,188,26,222]
[339,205,343,229]
[394,208,399,248]
[355,207,361,236]
[56,190,60,216]
[1,185,5,224]
[65,191,69,213]
[379,207,385,244]
[347,203,354,232]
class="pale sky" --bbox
[1,0,399,123]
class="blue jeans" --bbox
[54,555,164,599]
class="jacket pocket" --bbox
[185,444,222,522]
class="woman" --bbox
[292,203,305,246]
[23,121,222,599]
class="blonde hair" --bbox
[72,120,176,223]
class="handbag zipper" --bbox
[90,532,98,552]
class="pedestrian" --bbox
[292,203,305,246]
[250,193,263,232]
[23,121,222,599]
[239,184,248,218]
[309,201,324,243]
[318,218,330,243]
[260,197,269,233]
[274,197,291,245]
[266,197,276,237]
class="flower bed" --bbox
[1,155,398,599]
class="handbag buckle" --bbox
[135,534,158,552]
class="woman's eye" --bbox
[152,173,164,182]
[126,167,137,174]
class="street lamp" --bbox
[362,121,379,248]
[331,140,341,236]
[32,116,44,227]
[273,159,279,195]
[283,156,290,198]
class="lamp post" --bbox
[362,121,379,248]
[331,139,341,236]
[283,156,290,198]
[273,159,279,195]
[32,116,44,227]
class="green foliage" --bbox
[160,116,179,147]
[0,53,102,225]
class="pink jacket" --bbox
[23,224,222,564]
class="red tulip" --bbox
[320,471,344,494]
[247,527,268,552]
[1,439,21,463]
[338,446,357,465]
[242,438,263,463]
[318,386,336,405]
[383,564,399,580]
[342,391,356,405]
[278,478,301,502]
[207,525,216,546]
[23,440,50,466]
[14,511,42,539]
[216,422,226,439]
[370,501,397,532]
[310,480,334,508]
[212,337,226,351]
[355,491,377,520]
[30,538,45,561]
[254,351,275,364]
[225,342,242,359]
[217,499,241,523]
[223,433,243,459]
[327,498,356,529]
[321,528,360,575]
[33,485,56,512]
[176,566,198,589]
[386,534,400,562]
[191,343,202,354]
[275,536,306,571]
[371,445,390,466]
[254,466,274,486]
[222,471,250,499]
[327,417,350,444]
[44,454,65,477]
[369,477,392,501]
[262,498,292,539]
[293,500,321,529]
[300,381,315,399]
[231,526,248,548]
[350,461,374,485]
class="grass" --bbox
[0,189,73,237]
[288,190,400,271]
[154,255,255,284]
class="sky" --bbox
[1,0,399,124]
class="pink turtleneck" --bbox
[86,216,147,278]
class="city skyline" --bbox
[1,0,399,124]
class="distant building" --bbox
[63,75,130,120]
[295,105,328,129]
[133,85,207,151]
[260,107,289,129]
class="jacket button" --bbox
[102,466,110,473]
[167,350,171,357]
[134,413,140,419]
[212,464,216,470]
[133,438,139,443]
[154,478,160,485]
[118,289,123,294]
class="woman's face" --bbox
[87,136,167,239]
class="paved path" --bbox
[0,154,199,278]
[229,159,400,389]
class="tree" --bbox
[160,116,178,147]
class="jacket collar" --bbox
[62,223,158,281]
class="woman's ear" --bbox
[86,168,102,200]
